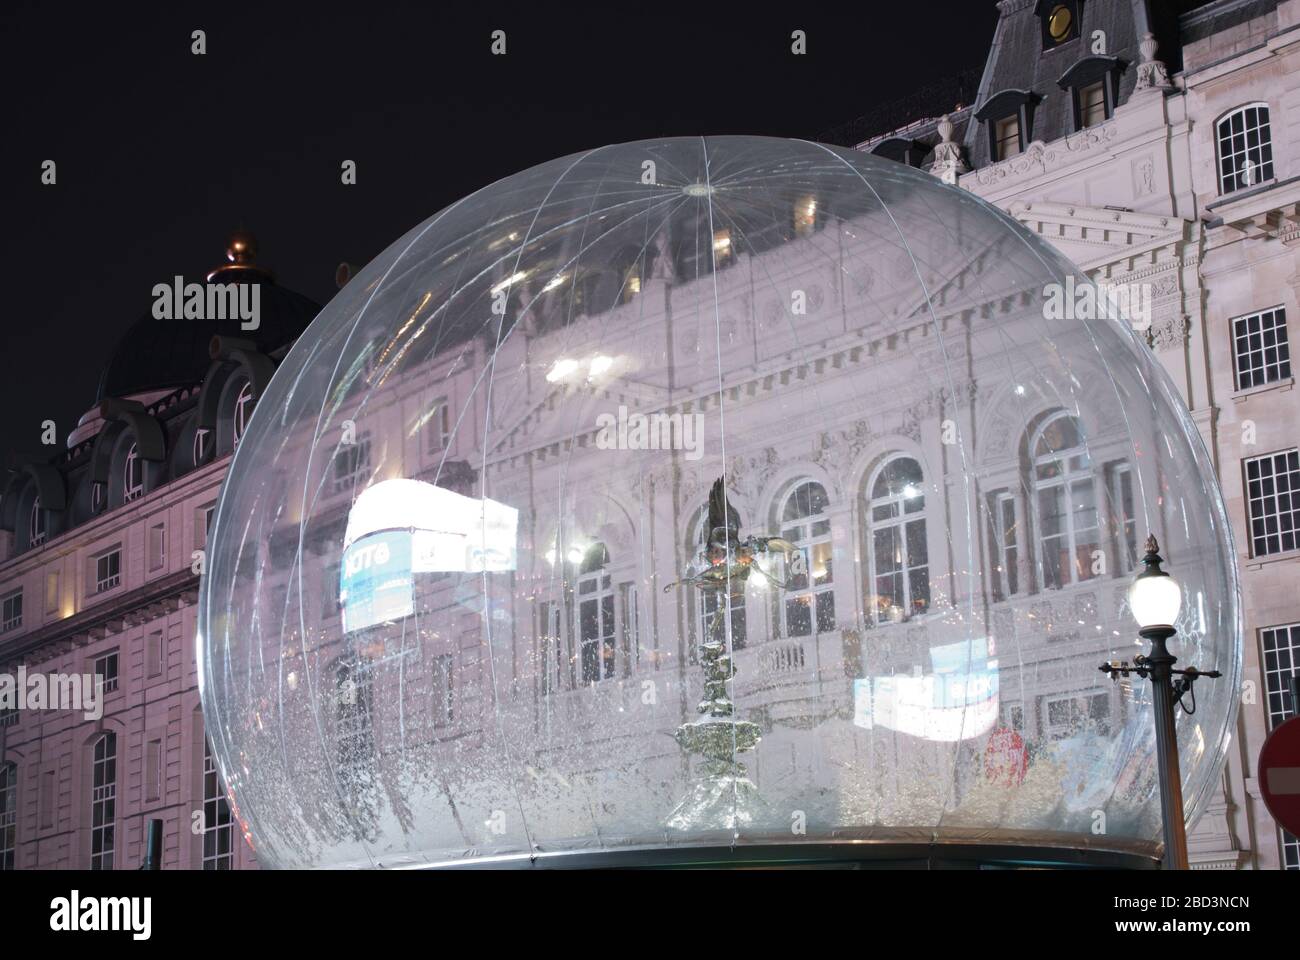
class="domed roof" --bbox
[199,137,1240,869]
[96,232,322,403]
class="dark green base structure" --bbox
[419,841,1161,870]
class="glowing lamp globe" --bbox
[197,136,1241,868]
[1129,538,1184,631]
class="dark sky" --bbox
[0,1,998,467]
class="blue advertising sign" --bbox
[340,530,414,633]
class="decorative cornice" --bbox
[975,121,1118,187]
[486,311,977,473]
[0,568,199,667]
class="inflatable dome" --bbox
[197,136,1240,868]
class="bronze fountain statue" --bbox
[662,477,800,831]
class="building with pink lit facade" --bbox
[2,0,1298,871]
[0,237,319,868]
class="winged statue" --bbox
[663,477,801,598]
[661,476,800,831]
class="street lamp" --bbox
[1100,535,1221,870]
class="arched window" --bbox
[123,443,143,502]
[1032,412,1099,589]
[90,732,116,870]
[1217,104,1274,195]
[779,481,834,637]
[91,482,105,515]
[233,383,255,446]
[865,457,930,623]
[332,431,372,495]
[202,739,234,870]
[0,761,16,870]
[689,503,746,650]
[28,496,46,548]
[577,543,615,684]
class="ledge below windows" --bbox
[0,568,198,663]
[1204,174,1299,217]
[1203,176,1300,244]
[1241,547,1300,572]
[1231,375,1294,404]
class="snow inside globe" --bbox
[197,136,1241,868]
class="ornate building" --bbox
[0,235,320,868]
[844,0,1298,869]
[2,0,1295,871]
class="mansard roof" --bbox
[96,234,322,403]
[965,0,1143,164]
[0,233,323,552]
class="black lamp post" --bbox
[1099,535,1221,870]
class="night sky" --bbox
[0,1,998,467]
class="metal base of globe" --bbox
[407,840,1161,870]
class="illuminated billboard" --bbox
[339,478,518,632]
[340,529,414,633]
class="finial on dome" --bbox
[227,230,257,265]
[208,229,272,281]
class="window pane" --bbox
[905,518,928,567]
[787,547,810,591]
[909,567,931,615]
[815,592,836,633]
[1038,485,1065,537]
[874,526,900,574]
[783,481,828,521]
[1038,415,1081,454]
[810,541,833,585]
[785,596,812,637]
[601,595,615,678]
[1081,81,1106,126]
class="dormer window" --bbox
[192,427,212,466]
[123,443,144,502]
[1079,81,1106,125]
[1058,56,1122,131]
[870,138,928,169]
[29,497,46,548]
[233,382,254,446]
[976,90,1040,163]
[1036,0,1080,51]
[996,116,1022,160]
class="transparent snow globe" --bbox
[197,136,1241,868]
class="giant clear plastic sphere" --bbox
[198,136,1241,868]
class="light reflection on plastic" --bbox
[852,637,999,742]
[339,479,519,633]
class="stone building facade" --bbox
[0,237,319,868]
[2,0,1296,870]
[848,0,1298,869]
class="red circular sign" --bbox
[1259,716,1300,838]
[985,727,1028,786]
